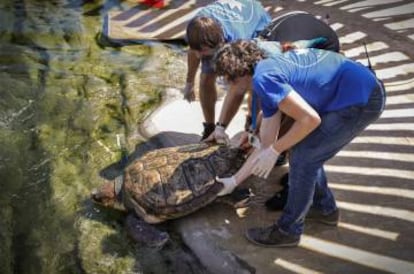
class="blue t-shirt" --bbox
[197,0,271,42]
[253,49,378,118]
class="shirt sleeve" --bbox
[253,71,292,118]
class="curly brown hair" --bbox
[186,17,224,51]
[213,40,265,82]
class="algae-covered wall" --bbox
[0,1,199,273]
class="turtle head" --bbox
[91,180,117,208]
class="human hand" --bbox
[236,131,250,149]
[204,125,230,145]
[182,82,195,102]
[216,176,237,196]
[292,37,327,49]
[235,131,260,150]
[252,146,280,179]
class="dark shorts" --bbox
[259,11,340,52]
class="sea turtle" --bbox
[91,143,246,248]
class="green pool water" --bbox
[0,1,196,273]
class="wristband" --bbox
[216,122,227,129]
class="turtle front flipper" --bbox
[125,214,169,248]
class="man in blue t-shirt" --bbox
[212,40,385,247]
[183,0,271,140]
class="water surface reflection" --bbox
[0,1,187,273]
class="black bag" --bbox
[259,11,340,52]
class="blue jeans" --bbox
[277,81,386,236]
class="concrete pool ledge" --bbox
[141,87,247,146]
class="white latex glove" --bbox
[182,82,195,102]
[213,125,230,145]
[252,146,280,179]
[216,176,237,196]
[204,125,230,144]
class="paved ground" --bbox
[141,1,414,273]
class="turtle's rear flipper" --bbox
[125,214,169,248]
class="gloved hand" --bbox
[204,125,230,144]
[213,125,230,144]
[182,82,195,102]
[252,146,280,179]
[216,176,237,196]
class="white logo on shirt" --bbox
[219,0,244,12]
[295,49,309,55]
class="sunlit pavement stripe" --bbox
[274,258,322,274]
[321,0,349,7]
[264,6,283,14]
[330,22,343,31]
[150,9,200,37]
[335,150,414,162]
[336,201,414,223]
[367,123,414,131]
[340,0,404,11]
[385,18,414,31]
[376,63,414,80]
[134,5,199,32]
[363,3,414,18]
[383,95,414,106]
[133,9,186,32]
[118,0,197,26]
[325,165,414,180]
[171,30,185,40]
[114,9,152,25]
[299,235,414,274]
[314,0,336,5]
[381,108,414,118]
[339,31,367,44]
[338,222,399,240]
[351,136,414,145]
[343,41,388,58]
[330,182,414,199]
[385,79,414,92]
[356,52,410,66]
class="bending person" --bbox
[213,40,385,247]
[183,0,271,140]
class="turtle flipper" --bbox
[125,214,169,248]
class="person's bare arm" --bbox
[233,148,260,184]
[272,91,321,153]
[217,76,250,126]
[183,49,201,102]
[259,111,282,147]
[248,92,320,179]
[186,49,200,83]
[217,84,245,126]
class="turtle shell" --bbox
[120,143,245,223]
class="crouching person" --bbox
[214,40,385,247]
